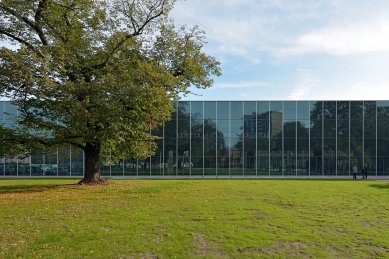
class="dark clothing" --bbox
[362,167,368,179]
[352,166,358,179]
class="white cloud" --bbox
[214,81,270,89]
[288,69,319,100]
[279,18,389,57]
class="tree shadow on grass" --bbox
[368,184,389,190]
[0,183,79,194]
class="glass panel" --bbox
[124,158,138,176]
[323,101,336,175]
[350,101,363,170]
[3,102,18,129]
[297,101,310,120]
[231,137,243,175]
[217,100,230,175]
[137,158,150,176]
[18,157,30,176]
[204,115,216,175]
[284,101,296,121]
[44,148,58,176]
[377,101,389,175]
[30,152,43,176]
[204,102,216,120]
[191,101,203,120]
[257,101,270,175]
[310,101,322,175]
[178,101,190,120]
[111,160,124,176]
[217,119,229,176]
[364,101,376,175]
[71,147,83,176]
[151,127,163,176]
[244,102,256,175]
[178,114,190,176]
[337,101,349,175]
[164,118,176,175]
[191,119,203,176]
[230,101,243,120]
[283,120,296,175]
[5,157,17,176]
[100,159,111,176]
[297,119,309,175]
[217,101,229,120]
[58,147,71,176]
[270,101,283,175]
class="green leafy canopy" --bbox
[0,0,221,161]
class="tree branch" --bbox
[0,28,44,57]
[86,0,166,71]
[1,2,48,45]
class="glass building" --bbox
[1,100,389,177]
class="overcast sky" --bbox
[172,0,389,101]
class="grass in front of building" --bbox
[0,178,389,258]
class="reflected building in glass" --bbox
[1,100,389,177]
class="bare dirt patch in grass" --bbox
[238,241,310,257]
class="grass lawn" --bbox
[1,179,389,258]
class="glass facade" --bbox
[1,100,389,177]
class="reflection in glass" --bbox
[310,101,322,175]
[244,101,256,175]
[364,101,376,175]
[350,101,363,170]
[337,101,349,175]
[71,147,83,176]
[257,101,269,175]
[270,101,283,175]
[323,101,336,175]
[58,147,70,176]
[377,101,389,175]
[4,100,389,178]
[164,116,176,175]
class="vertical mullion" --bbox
[149,127,151,176]
[363,101,365,169]
[1,101,3,176]
[216,101,218,177]
[110,149,112,177]
[320,101,323,175]
[282,101,284,176]
[189,101,192,177]
[255,101,258,176]
[295,102,297,176]
[349,101,351,176]
[29,154,31,177]
[376,102,378,176]
[309,101,311,176]
[202,101,205,177]
[242,102,245,176]
[163,124,165,176]
[176,101,178,176]
[268,101,271,176]
[229,102,231,176]
[57,147,59,176]
[69,146,72,177]
[335,101,338,176]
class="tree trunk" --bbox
[78,142,106,184]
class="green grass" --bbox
[1,179,389,258]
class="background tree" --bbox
[0,0,221,183]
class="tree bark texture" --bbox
[78,142,105,184]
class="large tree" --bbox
[0,0,221,183]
